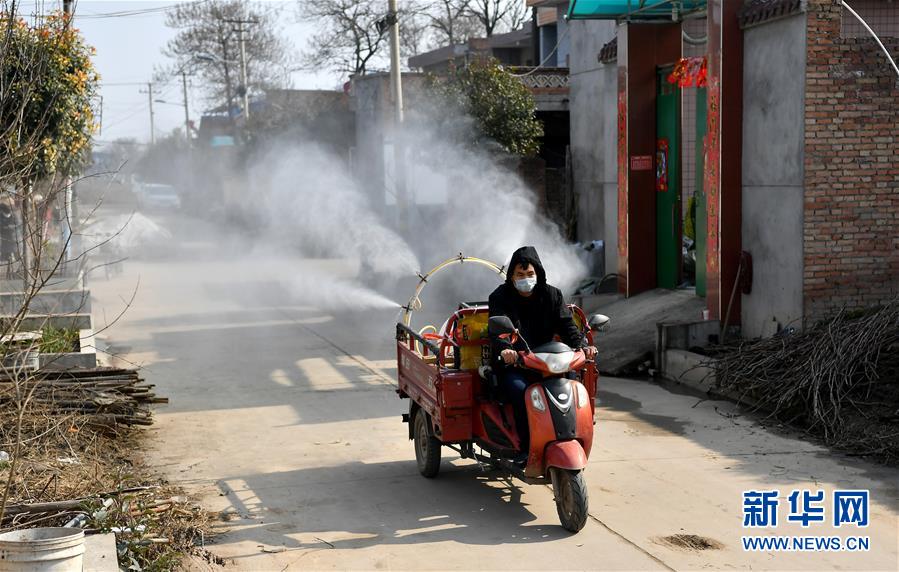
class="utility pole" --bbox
[387,0,407,235]
[237,25,249,120]
[224,17,257,121]
[220,43,235,123]
[181,71,191,145]
[388,0,404,124]
[181,68,194,200]
[143,82,156,145]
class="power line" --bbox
[101,105,151,132]
[99,82,178,135]
[100,82,150,87]
[75,0,211,20]
[507,25,570,78]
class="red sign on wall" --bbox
[630,155,653,171]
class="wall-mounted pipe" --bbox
[682,30,708,45]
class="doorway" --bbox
[656,67,681,289]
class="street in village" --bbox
[1,1,897,569]
[90,211,899,571]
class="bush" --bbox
[429,59,543,156]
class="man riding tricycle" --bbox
[395,247,609,532]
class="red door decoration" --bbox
[667,56,708,88]
[617,89,629,283]
[656,138,669,192]
[704,75,721,306]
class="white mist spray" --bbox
[251,142,419,278]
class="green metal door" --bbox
[656,69,680,289]
[694,86,707,297]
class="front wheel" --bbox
[552,468,589,532]
[413,410,441,478]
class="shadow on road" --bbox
[208,458,569,560]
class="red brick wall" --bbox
[804,0,899,322]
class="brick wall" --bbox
[803,0,899,322]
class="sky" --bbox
[17,1,341,147]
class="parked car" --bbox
[137,183,181,210]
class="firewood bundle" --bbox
[0,367,166,427]
[709,298,899,459]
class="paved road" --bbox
[90,212,898,571]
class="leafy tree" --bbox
[0,11,99,184]
[430,59,542,156]
[164,0,291,109]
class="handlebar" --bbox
[498,347,589,367]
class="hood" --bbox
[506,246,546,286]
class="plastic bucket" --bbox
[0,527,85,571]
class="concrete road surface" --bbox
[89,212,898,571]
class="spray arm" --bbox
[401,253,506,328]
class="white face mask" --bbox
[514,276,537,293]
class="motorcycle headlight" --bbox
[530,386,546,412]
[576,382,590,409]
[534,351,575,373]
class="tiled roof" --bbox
[738,0,805,29]
[598,36,617,64]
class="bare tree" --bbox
[466,0,527,37]
[164,0,291,109]
[399,1,433,58]
[299,0,388,76]
[426,0,480,46]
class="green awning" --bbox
[568,0,707,21]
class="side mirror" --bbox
[488,315,516,336]
[588,314,610,332]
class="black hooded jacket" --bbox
[488,246,585,363]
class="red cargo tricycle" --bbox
[395,299,609,532]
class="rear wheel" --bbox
[552,468,589,532]
[413,410,441,478]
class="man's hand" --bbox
[583,345,597,360]
[500,349,517,364]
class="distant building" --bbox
[255,89,355,155]
[408,28,535,73]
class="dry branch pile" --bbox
[0,368,216,568]
[709,298,899,462]
[0,367,166,428]
[2,486,215,569]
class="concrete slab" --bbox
[13,313,92,331]
[661,348,716,392]
[0,289,92,315]
[584,289,707,375]
[83,532,118,572]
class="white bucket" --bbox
[0,527,85,572]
